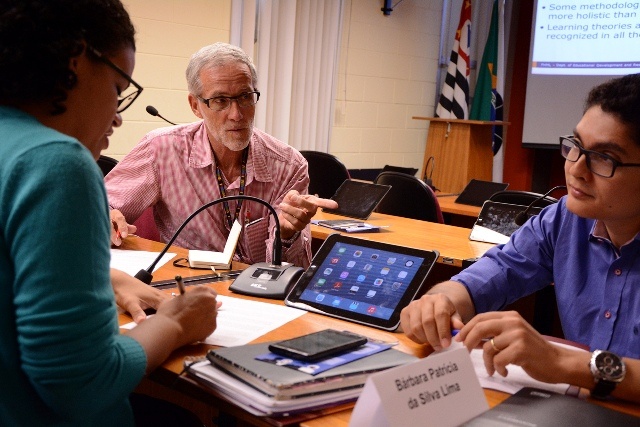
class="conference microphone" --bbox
[134,195,303,299]
[145,105,177,125]
[514,185,567,226]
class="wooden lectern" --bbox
[413,117,508,194]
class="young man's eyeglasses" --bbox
[87,46,143,113]
[559,135,640,178]
[198,91,260,112]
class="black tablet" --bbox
[454,179,509,207]
[322,180,391,219]
[284,234,439,331]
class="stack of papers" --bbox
[188,342,417,416]
[188,360,362,416]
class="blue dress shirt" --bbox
[452,196,640,358]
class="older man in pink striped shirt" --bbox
[106,43,337,268]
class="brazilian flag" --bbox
[470,0,503,155]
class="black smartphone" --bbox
[268,329,368,362]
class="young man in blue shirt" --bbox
[401,73,640,403]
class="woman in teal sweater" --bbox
[0,1,219,425]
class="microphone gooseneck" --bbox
[134,195,282,284]
[145,105,177,126]
[514,185,567,226]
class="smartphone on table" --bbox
[268,329,368,362]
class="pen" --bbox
[176,275,185,295]
[246,216,265,227]
[111,220,122,240]
[451,329,490,342]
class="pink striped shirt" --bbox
[105,122,312,267]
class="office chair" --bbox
[97,155,119,177]
[381,164,418,177]
[373,171,444,223]
[488,190,558,207]
[132,207,161,243]
[95,155,161,242]
[300,151,350,199]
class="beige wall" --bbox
[106,0,231,160]
[107,0,441,177]
[332,0,441,174]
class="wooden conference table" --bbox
[436,194,482,228]
[310,210,492,268]
[119,237,640,426]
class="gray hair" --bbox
[186,42,258,95]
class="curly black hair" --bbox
[0,0,135,114]
[585,73,640,146]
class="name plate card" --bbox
[349,347,488,427]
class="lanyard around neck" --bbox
[214,147,249,229]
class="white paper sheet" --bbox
[189,360,361,416]
[469,224,510,245]
[469,341,583,395]
[203,295,306,346]
[121,295,306,347]
[110,249,176,277]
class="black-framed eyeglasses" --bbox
[559,135,640,178]
[87,46,143,113]
[198,91,260,112]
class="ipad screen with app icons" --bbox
[285,234,438,331]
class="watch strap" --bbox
[591,379,617,399]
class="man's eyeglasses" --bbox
[559,135,640,178]
[87,46,143,113]
[198,91,260,112]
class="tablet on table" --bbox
[285,234,438,331]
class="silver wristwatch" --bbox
[589,349,625,399]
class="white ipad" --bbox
[285,234,439,331]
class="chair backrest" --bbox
[373,171,444,223]
[97,155,118,177]
[95,155,161,242]
[489,190,558,208]
[132,206,161,242]
[381,164,418,177]
[382,165,418,176]
[300,151,350,199]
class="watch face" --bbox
[595,351,625,381]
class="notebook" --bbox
[285,234,439,331]
[188,220,242,269]
[462,387,639,426]
[454,179,509,207]
[322,180,391,220]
